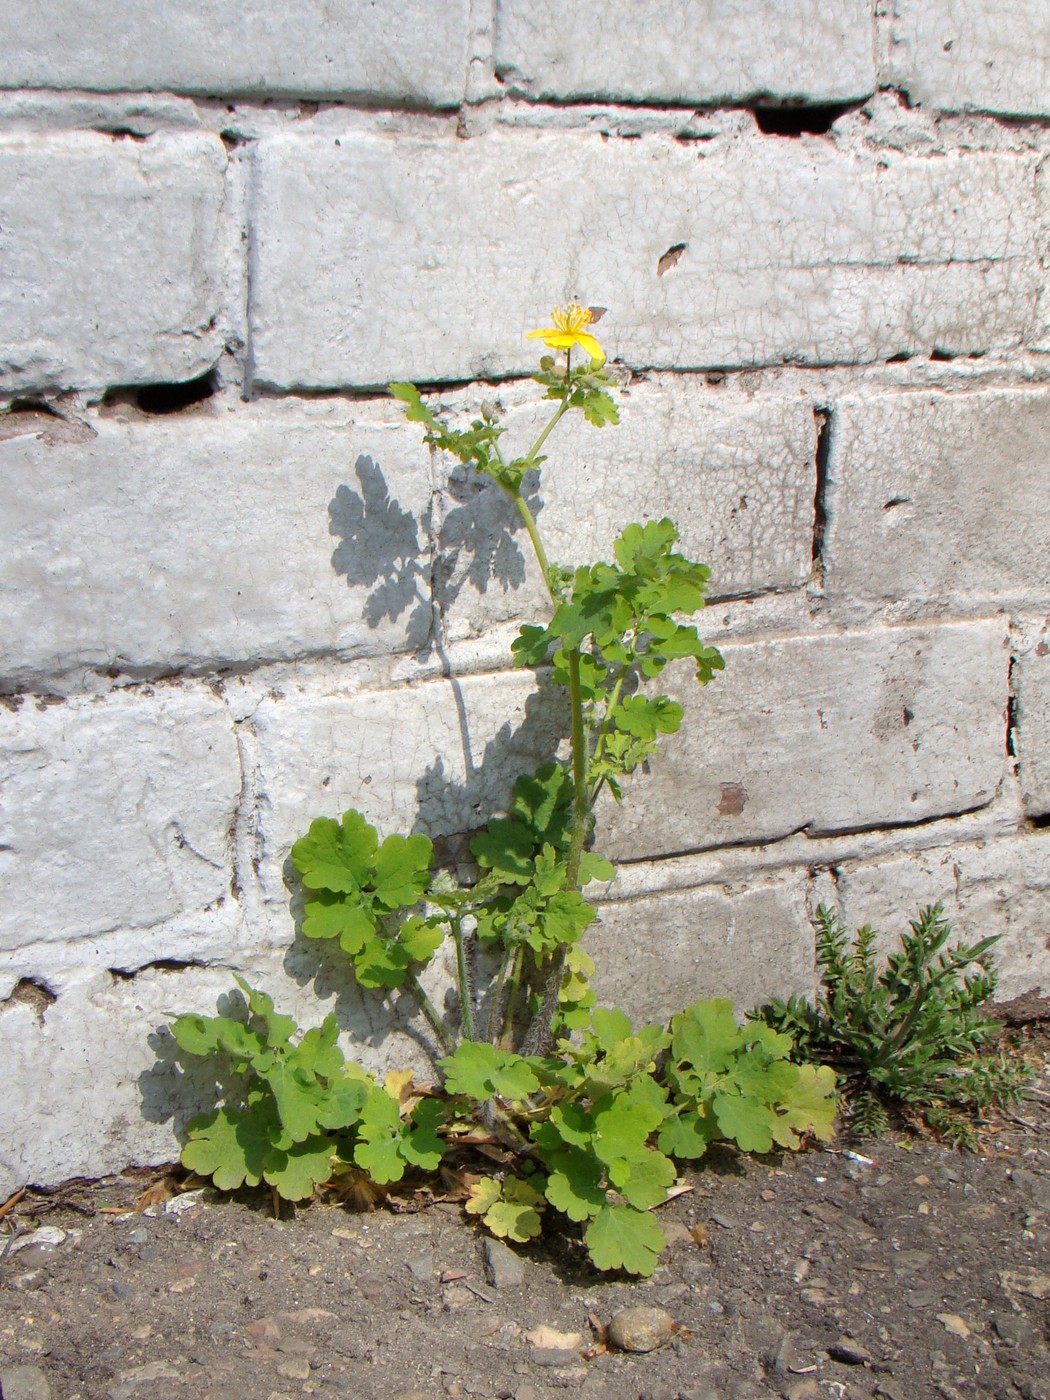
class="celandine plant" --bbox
[167,307,837,1275]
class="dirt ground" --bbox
[2,1027,1049,1400]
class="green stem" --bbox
[451,916,475,1041]
[499,944,526,1049]
[588,665,629,806]
[405,971,454,1056]
[524,395,571,469]
[510,489,558,605]
[564,648,591,888]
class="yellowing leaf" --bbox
[465,1177,501,1217]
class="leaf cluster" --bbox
[511,519,724,798]
[291,810,440,989]
[170,979,444,1197]
[436,1000,836,1275]
[754,903,1031,1147]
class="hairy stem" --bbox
[451,916,475,1041]
[405,971,454,1057]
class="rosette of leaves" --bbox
[169,978,445,1199]
[753,904,1030,1147]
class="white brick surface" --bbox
[0,404,433,686]
[885,0,1050,116]
[0,686,241,951]
[0,0,470,106]
[600,619,1009,860]
[0,131,227,394]
[1015,620,1050,818]
[835,833,1050,1000]
[248,670,566,916]
[824,389,1050,617]
[438,379,816,640]
[495,0,876,104]
[589,876,816,1026]
[252,131,1044,388]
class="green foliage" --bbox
[162,310,845,1279]
[754,903,1031,1147]
[291,811,437,988]
[170,981,436,1198]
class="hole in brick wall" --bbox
[103,370,218,416]
[753,103,856,136]
[929,348,955,362]
[109,959,208,981]
[3,977,57,1025]
[1007,655,1019,759]
[105,127,147,142]
[886,351,913,363]
[657,243,687,276]
[811,407,832,578]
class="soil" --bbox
[2,1027,1049,1400]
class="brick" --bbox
[599,619,1009,861]
[437,378,816,641]
[251,130,1043,387]
[1014,620,1050,818]
[0,686,241,951]
[0,0,470,107]
[0,131,227,394]
[824,389,1050,617]
[247,670,565,913]
[884,0,1050,117]
[0,403,434,686]
[495,0,875,105]
[588,876,816,1026]
[835,833,1050,999]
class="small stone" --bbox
[937,1313,972,1339]
[126,1228,148,1246]
[513,1386,540,1400]
[782,1383,822,1400]
[639,1388,678,1400]
[607,1305,676,1353]
[276,1358,311,1381]
[482,1237,525,1289]
[0,1364,53,1400]
[406,1254,433,1282]
[710,1213,740,1230]
[827,1337,873,1365]
[1000,1267,1050,1300]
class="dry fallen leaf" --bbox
[689,1222,709,1248]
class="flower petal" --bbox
[574,331,606,363]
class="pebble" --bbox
[276,1358,311,1380]
[126,1228,148,1246]
[0,1364,53,1400]
[406,1254,434,1282]
[482,1238,525,1289]
[827,1336,873,1365]
[781,1383,821,1400]
[607,1306,676,1353]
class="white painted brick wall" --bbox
[251,130,1044,388]
[836,832,1050,998]
[494,0,877,105]
[1015,620,1050,819]
[824,388,1050,618]
[0,686,241,951]
[589,875,818,1025]
[885,0,1050,116]
[0,402,433,686]
[0,0,471,106]
[601,619,1010,859]
[3,2,1050,1193]
[0,131,228,394]
[438,377,817,640]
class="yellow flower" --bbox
[526,302,605,364]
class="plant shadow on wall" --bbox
[154,305,844,1279]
